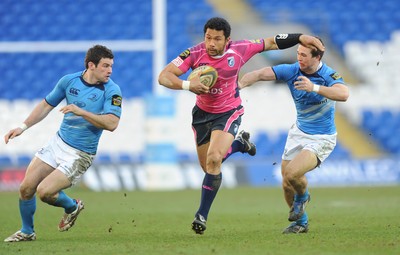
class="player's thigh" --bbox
[20,157,55,192]
[285,150,318,178]
[281,160,290,176]
[37,169,72,197]
[208,130,234,159]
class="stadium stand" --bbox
[0,0,217,99]
[246,0,400,54]
[343,32,400,154]
[0,0,218,165]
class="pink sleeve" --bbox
[171,52,192,73]
[239,39,265,63]
[171,43,204,74]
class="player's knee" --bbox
[281,178,292,191]
[282,165,299,183]
[206,152,223,166]
[36,185,54,203]
[19,182,36,200]
[205,151,223,173]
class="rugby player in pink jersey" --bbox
[158,17,324,235]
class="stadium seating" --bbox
[0,0,215,99]
[246,0,400,54]
[342,31,400,154]
[360,109,400,154]
[0,0,218,166]
[0,0,395,167]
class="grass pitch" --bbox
[1,186,399,255]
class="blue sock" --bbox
[20,196,36,234]
[222,140,243,162]
[54,191,76,213]
[294,189,309,202]
[296,212,308,226]
[196,173,222,220]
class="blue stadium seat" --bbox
[361,109,400,154]
[246,0,400,54]
[0,0,218,100]
[0,155,13,166]
[16,154,32,166]
[271,132,287,156]
[254,132,273,156]
[118,153,143,164]
[94,154,113,164]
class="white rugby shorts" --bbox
[282,124,337,162]
[35,134,94,185]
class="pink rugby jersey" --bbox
[172,39,265,113]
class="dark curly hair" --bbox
[203,17,231,39]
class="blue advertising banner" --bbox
[246,158,400,187]
[1,158,399,191]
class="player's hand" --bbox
[4,127,24,144]
[60,104,85,116]
[188,74,210,95]
[299,35,325,52]
[238,81,243,90]
[294,76,313,92]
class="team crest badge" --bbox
[330,72,342,80]
[179,49,190,60]
[111,95,122,107]
[228,57,235,67]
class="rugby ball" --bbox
[188,65,218,88]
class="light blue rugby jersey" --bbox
[272,62,345,135]
[45,71,122,154]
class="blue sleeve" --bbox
[45,75,69,106]
[326,71,345,87]
[272,64,298,82]
[104,83,122,118]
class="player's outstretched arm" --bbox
[4,100,54,144]
[263,34,325,52]
[239,66,276,89]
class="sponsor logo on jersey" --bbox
[228,57,235,67]
[172,57,183,67]
[330,72,342,80]
[210,87,223,94]
[112,95,122,107]
[74,101,86,108]
[88,93,99,102]
[69,87,80,96]
[307,98,328,105]
[249,39,262,44]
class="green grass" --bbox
[1,186,399,255]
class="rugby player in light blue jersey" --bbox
[4,45,122,242]
[239,37,349,234]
